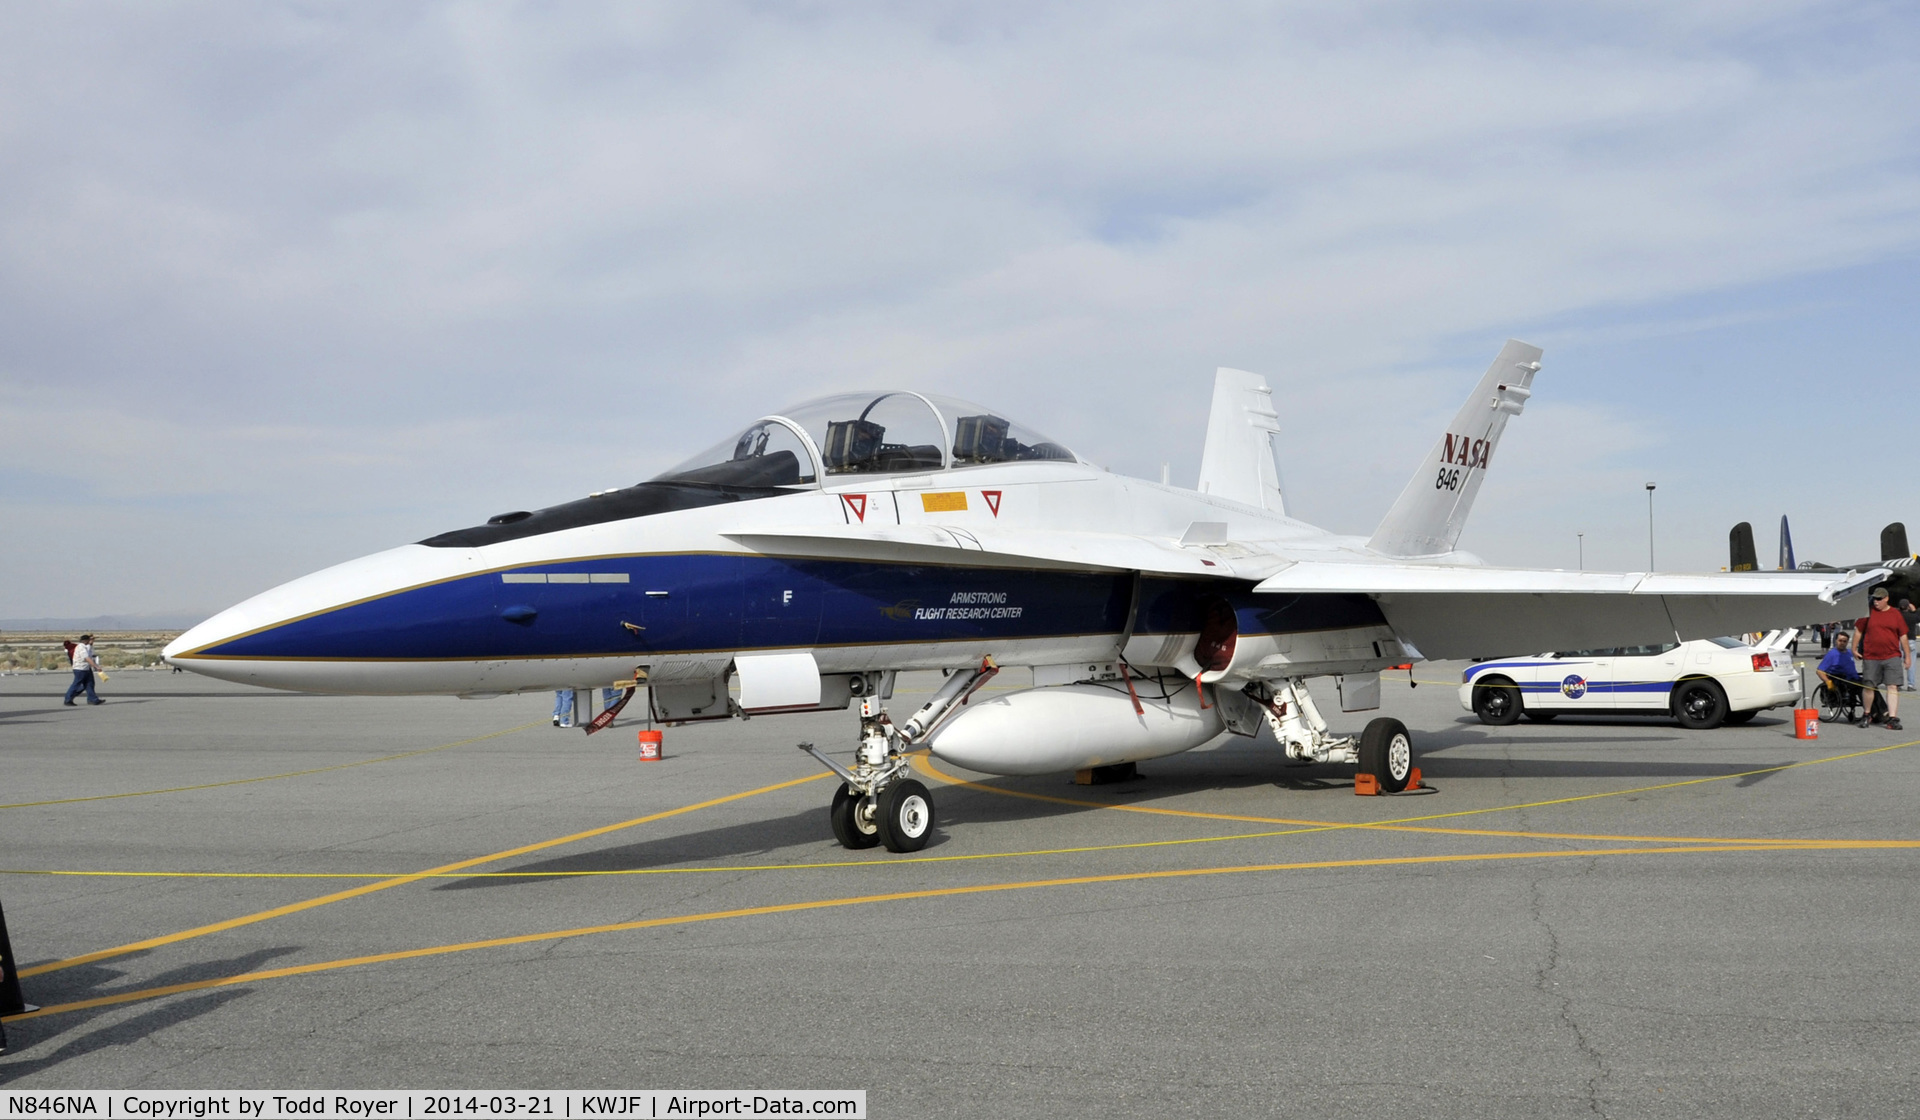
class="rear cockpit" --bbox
[420,391,1077,547]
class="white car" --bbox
[1459,633,1804,729]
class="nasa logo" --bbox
[1443,433,1492,470]
[1560,675,1588,699]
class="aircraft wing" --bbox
[1253,562,1887,660]
[725,525,1233,576]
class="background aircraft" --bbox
[166,343,1883,852]
[1729,517,1916,606]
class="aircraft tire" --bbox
[1359,717,1413,794]
[830,784,881,850]
[1672,678,1729,730]
[878,779,935,853]
[1472,677,1523,726]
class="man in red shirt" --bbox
[1854,587,1912,730]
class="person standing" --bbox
[63,634,104,706]
[1901,599,1919,691]
[552,689,575,728]
[1854,588,1911,730]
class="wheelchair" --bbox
[1816,677,1885,724]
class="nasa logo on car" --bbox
[1560,674,1588,699]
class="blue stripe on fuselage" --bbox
[190,556,1388,661]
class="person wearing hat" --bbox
[1853,588,1911,730]
[62,633,105,706]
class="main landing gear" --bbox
[1246,677,1415,793]
[800,657,998,852]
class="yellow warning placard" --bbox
[921,491,968,512]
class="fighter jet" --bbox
[165,342,1884,852]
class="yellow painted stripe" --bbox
[915,739,1920,844]
[0,722,544,810]
[3,840,1889,1024]
[16,770,832,979]
[916,751,1790,844]
[12,833,1920,884]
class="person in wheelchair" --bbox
[1815,632,1864,721]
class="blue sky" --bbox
[1,2,1916,620]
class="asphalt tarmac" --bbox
[2,664,1917,1117]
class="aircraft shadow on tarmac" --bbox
[438,733,1809,888]
[0,946,299,1070]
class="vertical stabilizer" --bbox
[1368,340,1542,558]
[1883,523,1911,563]
[1778,515,1796,571]
[1730,522,1758,572]
[1195,368,1286,514]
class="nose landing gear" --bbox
[799,657,999,853]
[801,706,930,853]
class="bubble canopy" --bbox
[653,391,1078,486]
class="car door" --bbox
[1611,643,1681,709]
[1544,649,1613,711]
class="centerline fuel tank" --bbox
[925,679,1225,776]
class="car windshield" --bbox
[1706,636,1748,649]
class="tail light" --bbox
[1751,653,1773,672]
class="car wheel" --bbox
[1358,717,1414,793]
[1672,679,1729,730]
[1523,712,1558,723]
[1472,677,1523,726]
[1722,709,1758,725]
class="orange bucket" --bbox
[637,730,663,760]
[1793,708,1819,740]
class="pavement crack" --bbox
[1530,865,1611,1116]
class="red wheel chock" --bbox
[1355,767,1423,796]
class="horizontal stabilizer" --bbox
[1253,561,1883,660]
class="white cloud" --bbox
[0,1,1916,614]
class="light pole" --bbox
[1645,483,1657,571]
[1577,532,1585,571]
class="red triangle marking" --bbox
[982,490,1002,517]
[844,494,867,522]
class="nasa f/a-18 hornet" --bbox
[166,341,1886,852]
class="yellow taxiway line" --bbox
[4,839,1898,1025]
[915,738,1920,846]
[15,771,831,979]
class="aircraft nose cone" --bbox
[164,544,486,693]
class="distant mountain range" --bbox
[0,613,207,632]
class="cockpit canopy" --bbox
[652,391,1077,488]
[419,392,1077,548]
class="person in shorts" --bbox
[1854,588,1911,730]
